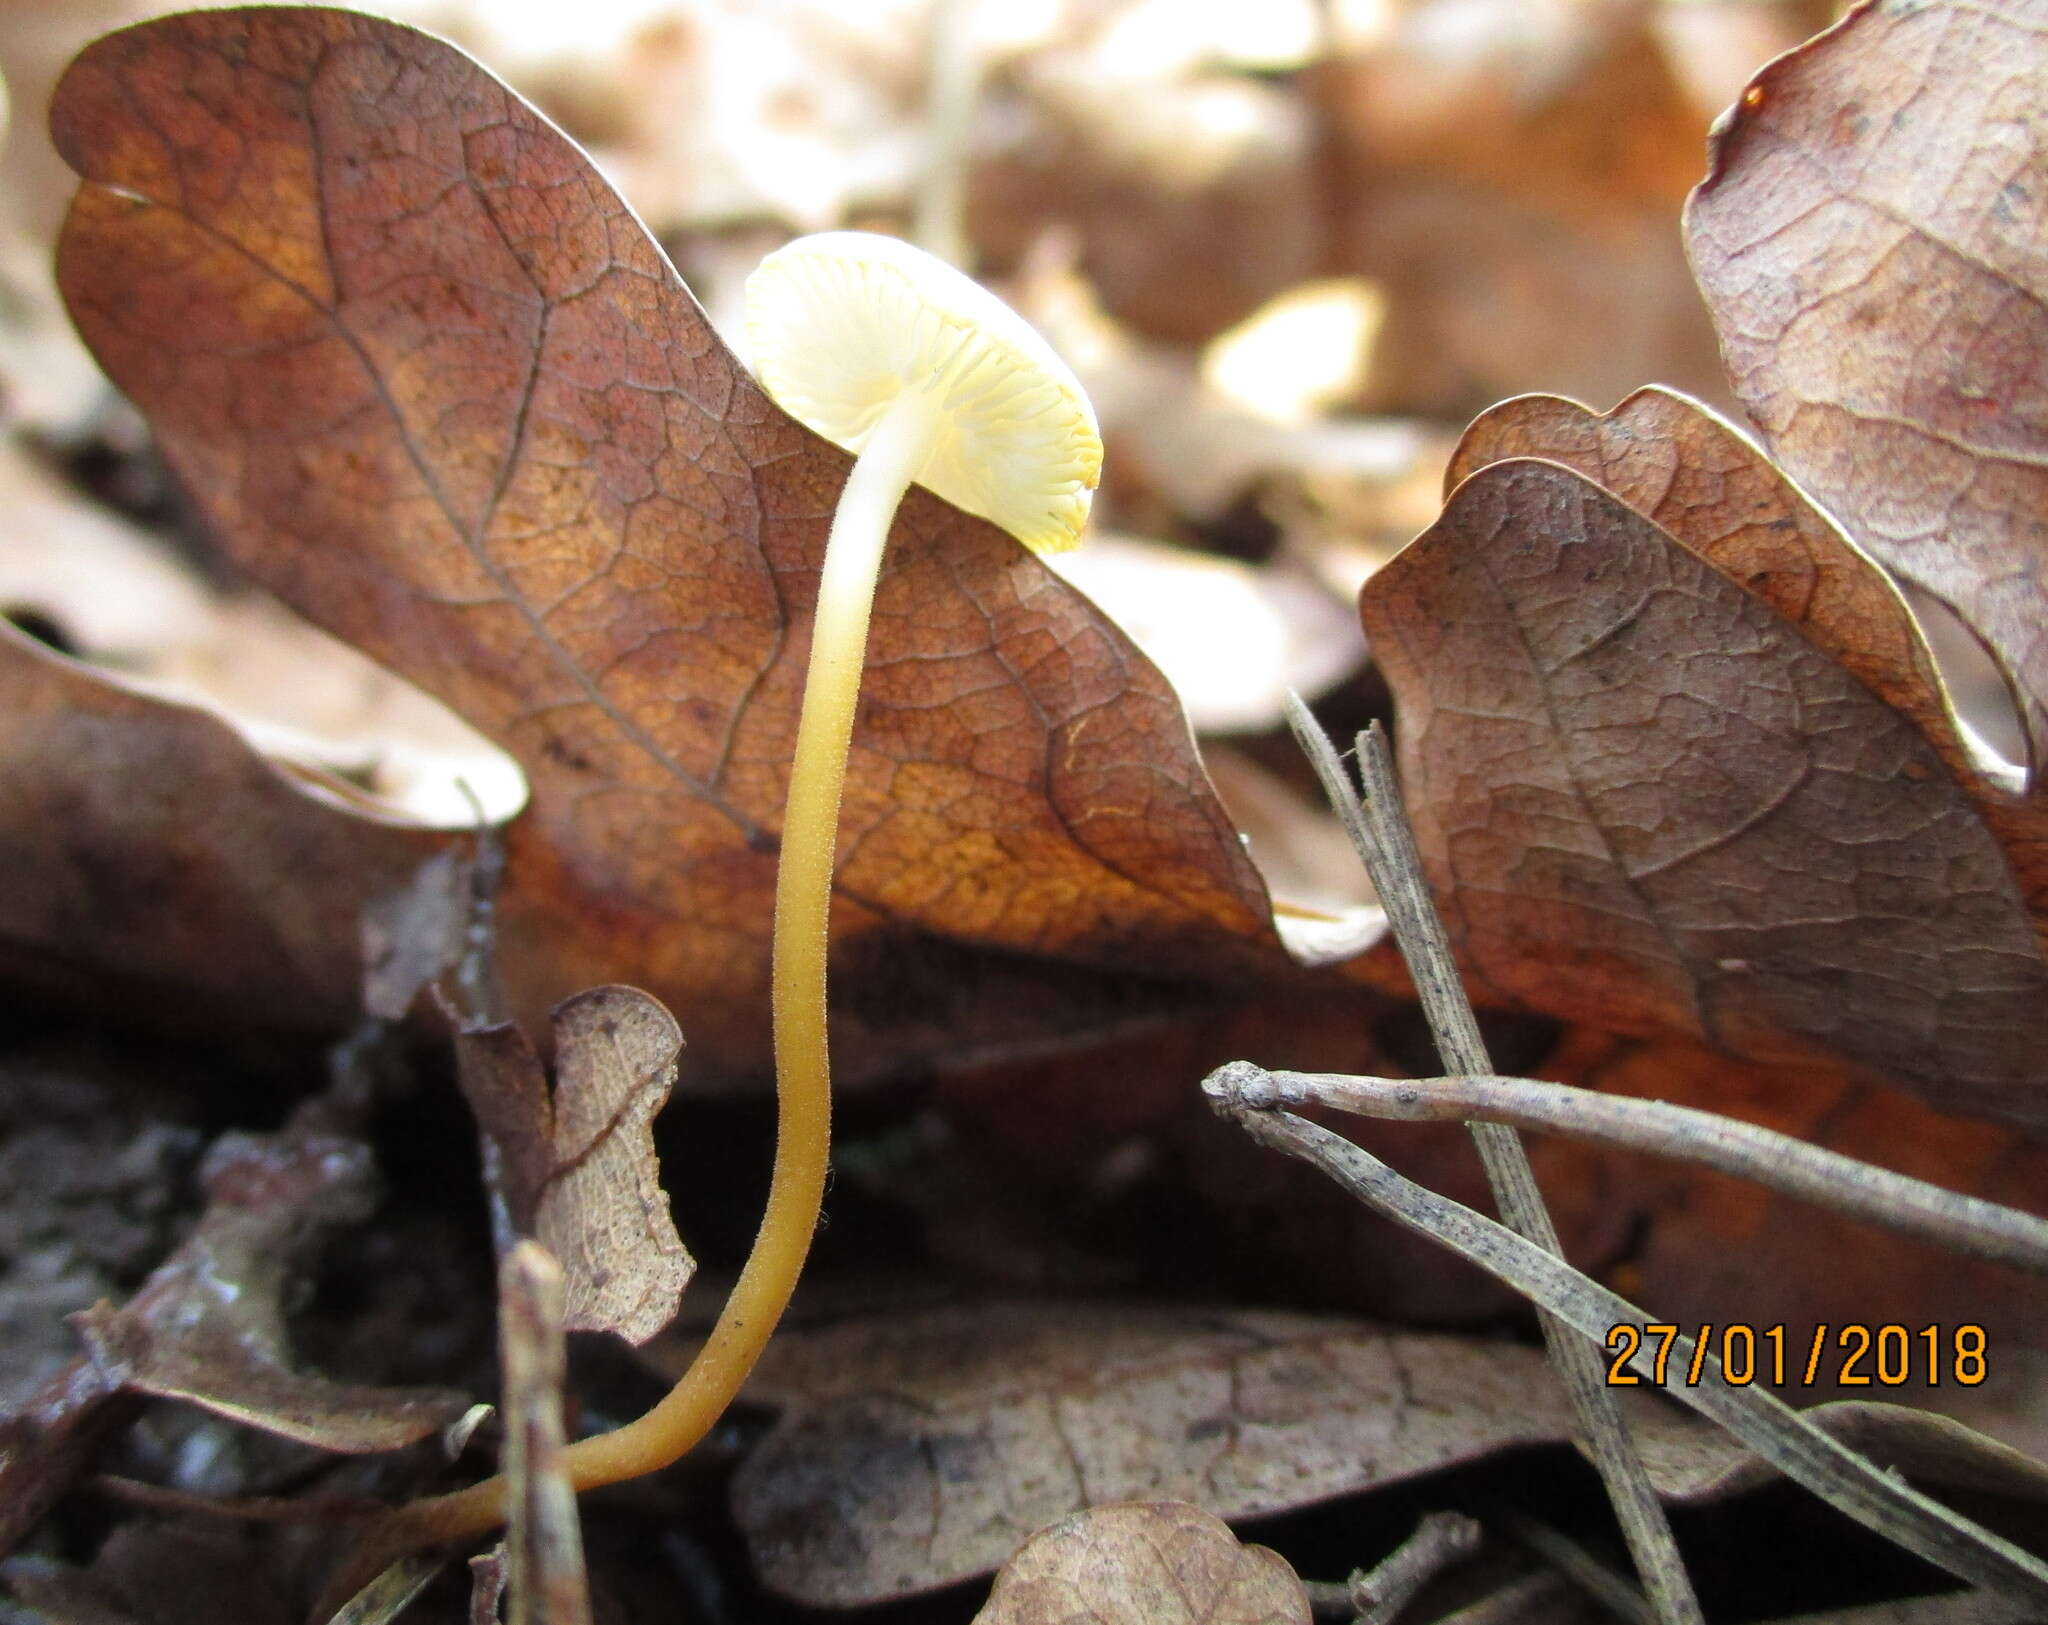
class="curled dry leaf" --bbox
[455,989,692,1347]
[1685,0,2048,783]
[1643,1399,2048,1509]
[1447,387,1967,774]
[0,624,457,1034]
[48,7,1299,1085]
[729,1302,1690,1607]
[1447,386,2048,922]
[0,434,523,832]
[0,1118,467,1554]
[973,1501,1309,1625]
[1357,457,2048,1125]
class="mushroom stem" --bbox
[772,384,948,1160]
[328,391,946,1587]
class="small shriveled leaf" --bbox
[540,989,691,1345]
[0,1120,467,1553]
[454,989,691,1346]
[1357,457,2048,1124]
[1684,0,2048,781]
[0,625,456,1033]
[69,1128,468,1452]
[728,1302,1689,1607]
[49,7,1291,1087]
[973,1502,1308,1625]
[454,1020,555,1240]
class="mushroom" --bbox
[352,232,1100,1574]
[744,232,1104,1456]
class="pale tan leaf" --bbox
[453,988,690,1346]
[539,988,692,1346]
[729,1302,1688,1607]
[973,1501,1309,1625]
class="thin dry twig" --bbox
[912,0,983,268]
[325,1554,444,1625]
[499,1241,593,1625]
[1203,1089,2048,1606]
[1285,700,1703,1625]
[1484,1503,1657,1625]
[1241,1066,2048,1275]
[1430,1570,1577,1625]
[1353,1510,1486,1625]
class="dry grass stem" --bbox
[1285,699,1702,1625]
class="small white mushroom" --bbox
[743,229,1104,1196]
[716,230,1103,1469]
[319,232,1105,1564]
[745,228,1101,558]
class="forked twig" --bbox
[1353,1510,1485,1625]
[1236,1065,2048,1275]
[1285,701,1703,1625]
[1205,1094,2048,1604]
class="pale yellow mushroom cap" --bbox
[744,231,1101,555]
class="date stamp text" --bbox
[1602,1324,1987,1387]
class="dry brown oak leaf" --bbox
[1358,456,2048,1127]
[1685,0,2048,784]
[1447,385,2048,928]
[0,623,457,1032]
[49,8,1287,1084]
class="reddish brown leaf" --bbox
[1448,387,1968,769]
[1356,457,2048,1125]
[0,624,456,1034]
[1685,0,2048,781]
[48,7,1289,1086]
[1528,1025,2048,1423]
[1446,386,2048,929]
[973,1501,1309,1625]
